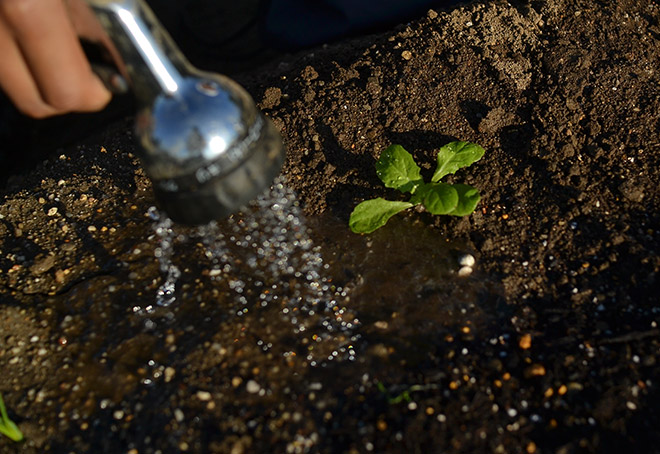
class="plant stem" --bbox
[0,393,23,442]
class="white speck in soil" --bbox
[458,266,473,277]
[246,380,261,394]
[458,253,475,267]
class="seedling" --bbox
[0,393,23,442]
[376,381,441,405]
[349,142,484,233]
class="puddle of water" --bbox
[45,176,502,426]
[145,177,361,364]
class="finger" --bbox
[67,0,127,83]
[67,0,108,42]
[0,16,57,118]
[0,0,111,113]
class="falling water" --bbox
[147,176,359,364]
[148,207,181,308]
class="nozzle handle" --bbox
[86,0,189,104]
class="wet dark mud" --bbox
[2,0,660,453]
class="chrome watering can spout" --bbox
[86,0,285,225]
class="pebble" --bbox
[164,367,175,382]
[458,253,475,267]
[519,334,532,350]
[524,364,546,377]
[31,255,56,275]
[246,380,261,394]
[458,266,473,277]
[373,321,389,329]
[401,50,413,60]
[196,391,212,401]
[47,207,58,216]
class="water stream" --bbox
[146,176,360,364]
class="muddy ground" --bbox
[2,0,660,453]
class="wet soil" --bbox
[2,0,660,453]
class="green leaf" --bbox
[418,183,459,215]
[0,394,23,442]
[448,184,481,216]
[432,141,485,182]
[375,144,423,193]
[349,198,413,233]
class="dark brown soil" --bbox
[2,0,660,453]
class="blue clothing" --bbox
[264,0,459,48]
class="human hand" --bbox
[0,0,112,118]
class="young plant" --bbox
[0,393,23,442]
[349,141,484,233]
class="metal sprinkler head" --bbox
[87,0,285,225]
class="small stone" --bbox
[519,334,532,350]
[31,255,56,275]
[458,266,473,277]
[232,377,242,388]
[427,9,438,19]
[261,87,282,109]
[164,367,175,382]
[524,364,546,377]
[47,207,58,216]
[374,321,389,330]
[88,226,97,232]
[401,50,413,60]
[619,181,645,203]
[246,380,260,394]
[174,408,184,422]
[196,391,212,401]
[458,253,475,267]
